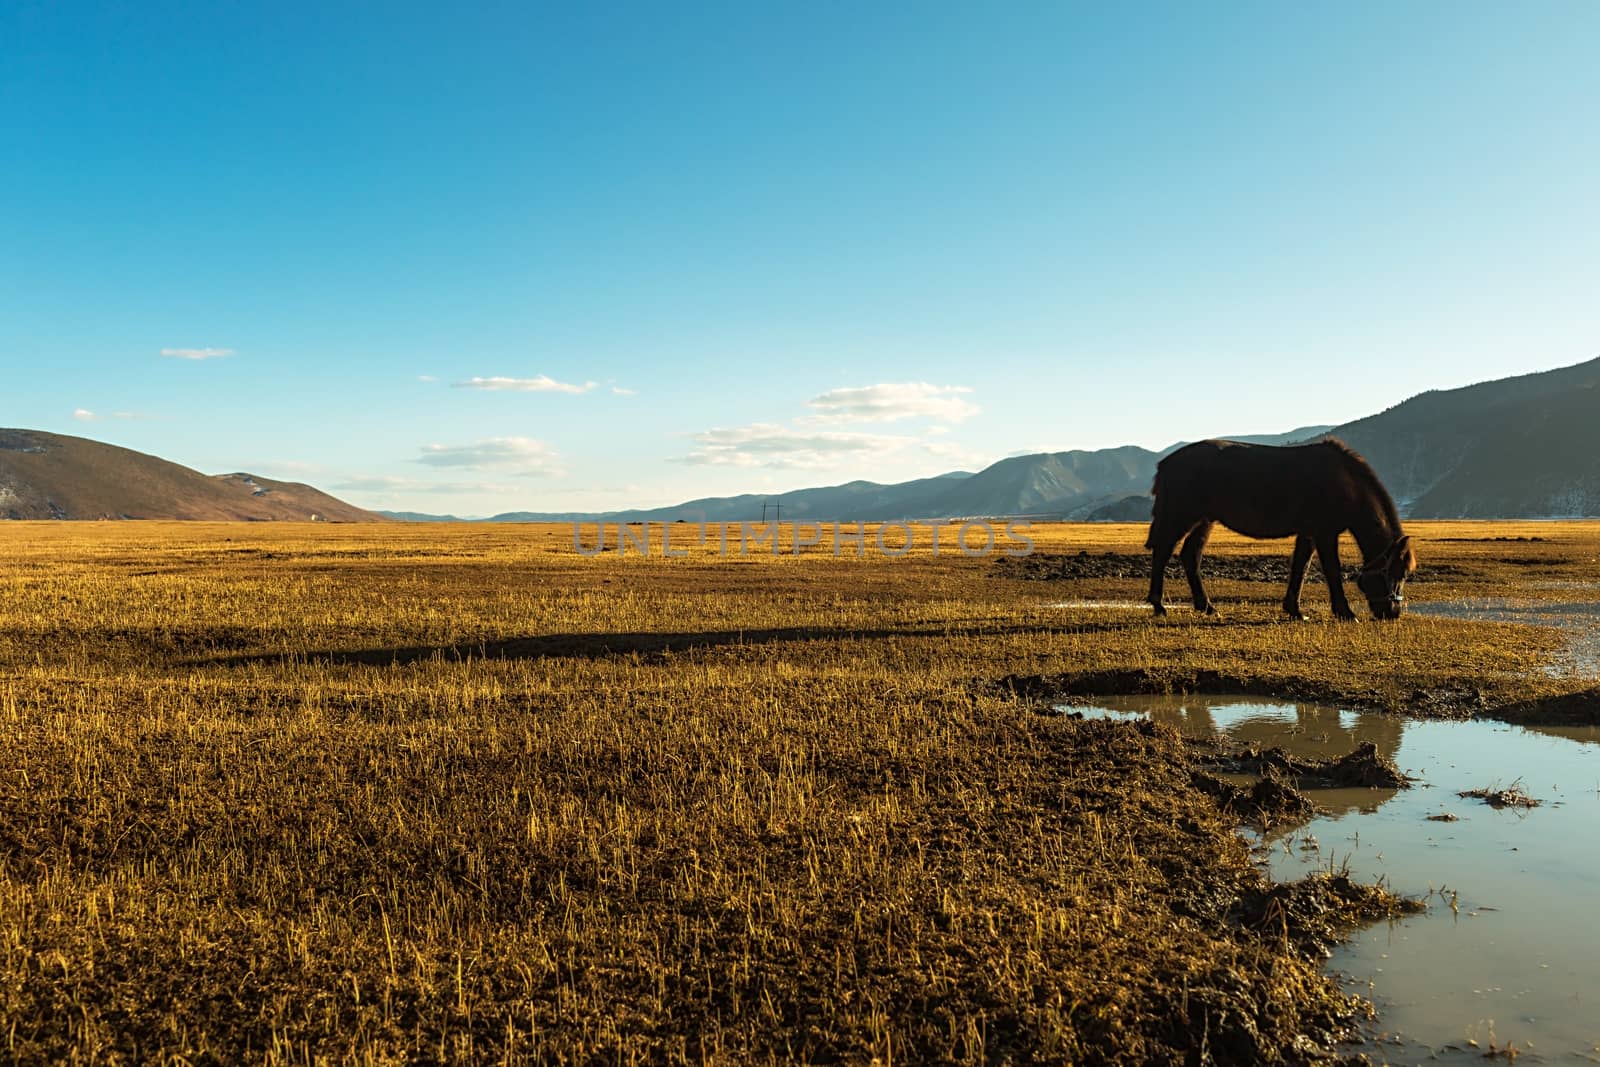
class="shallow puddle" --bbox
[1410,598,1600,675]
[1077,696,1600,1064]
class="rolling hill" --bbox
[1323,356,1600,518]
[474,471,982,525]
[0,429,385,521]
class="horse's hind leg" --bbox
[1179,521,1217,615]
[1146,515,1195,617]
[1282,534,1313,619]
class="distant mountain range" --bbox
[0,430,385,521]
[387,427,1333,524]
[392,358,1600,523]
[7,356,1600,522]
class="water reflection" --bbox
[1074,696,1600,1064]
[1085,696,1406,820]
[1088,694,1405,763]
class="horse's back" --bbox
[1152,439,1347,538]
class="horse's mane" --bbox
[1321,438,1403,537]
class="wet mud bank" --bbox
[1004,659,1600,728]
[1079,696,1600,1064]
[1003,666,1495,720]
[1020,718,1421,1064]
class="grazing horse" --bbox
[1146,439,1417,621]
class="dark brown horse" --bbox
[1146,439,1417,620]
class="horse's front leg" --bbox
[1314,533,1356,621]
[1180,521,1217,615]
[1282,534,1313,619]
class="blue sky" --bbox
[4,2,1597,516]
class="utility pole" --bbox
[761,501,782,523]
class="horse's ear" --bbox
[1393,535,1417,574]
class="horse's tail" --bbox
[1144,468,1164,549]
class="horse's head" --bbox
[1357,535,1417,620]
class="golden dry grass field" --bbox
[1,520,1596,1064]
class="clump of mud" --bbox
[1184,741,1412,831]
[1458,781,1541,808]
[1206,742,1413,790]
[1191,770,1319,829]
[1232,873,1424,960]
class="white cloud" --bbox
[334,476,516,495]
[453,375,597,394]
[418,374,439,383]
[679,423,918,469]
[416,436,563,476]
[803,383,978,424]
[160,347,234,360]
[73,408,147,422]
[611,385,637,396]
[674,382,982,472]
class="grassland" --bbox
[1,520,1595,1064]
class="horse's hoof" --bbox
[1284,610,1307,622]
[1151,604,1167,617]
[1198,603,1219,617]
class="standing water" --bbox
[1077,696,1600,1064]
